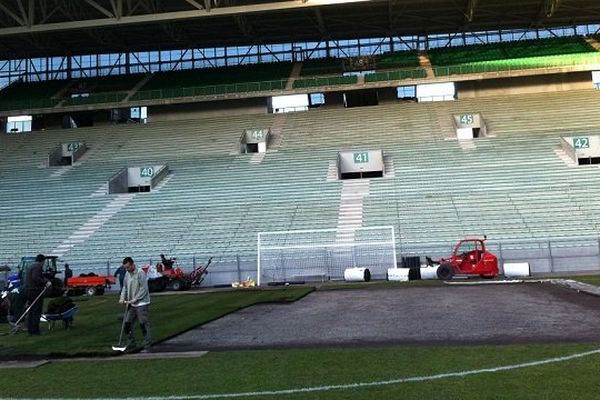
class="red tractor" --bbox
[430,237,499,280]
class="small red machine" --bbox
[431,237,499,280]
[160,257,212,291]
[144,257,213,291]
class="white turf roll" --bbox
[503,262,531,278]
[420,266,438,280]
[387,268,409,282]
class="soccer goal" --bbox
[257,226,397,286]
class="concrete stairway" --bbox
[336,180,370,242]
[52,194,136,257]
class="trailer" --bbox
[66,274,116,296]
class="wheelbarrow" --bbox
[41,305,79,330]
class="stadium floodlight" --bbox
[257,226,397,285]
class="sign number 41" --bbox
[353,152,369,164]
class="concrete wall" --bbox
[457,72,592,98]
[148,98,268,122]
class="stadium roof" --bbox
[1,0,599,60]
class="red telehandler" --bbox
[428,237,499,280]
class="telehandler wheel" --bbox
[436,263,454,280]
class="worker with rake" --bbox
[25,254,52,335]
[119,256,152,352]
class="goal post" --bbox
[257,226,397,286]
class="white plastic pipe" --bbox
[344,267,371,282]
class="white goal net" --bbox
[257,226,397,285]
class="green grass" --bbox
[2,283,600,399]
[569,275,600,287]
[0,287,313,357]
[1,344,600,398]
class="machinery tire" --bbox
[437,263,454,280]
[171,280,182,291]
[85,286,97,296]
[96,287,105,295]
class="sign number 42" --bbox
[573,137,590,149]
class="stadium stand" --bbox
[374,50,421,69]
[429,36,600,76]
[3,89,600,271]
[0,80,65,111]
[296,51,425,86]
[131,62,293,101]
[63,74,146,106]
[299,58,344,76]
[1,37,599,115]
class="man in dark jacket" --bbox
[160,254,174,270]
[114,265,126,290]
[63,263,73,287]
[25,254,51,335]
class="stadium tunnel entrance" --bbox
[108,165,169,194]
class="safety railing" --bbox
[364,68,428,82]
[131,79,289,101]
[292,75,358,89]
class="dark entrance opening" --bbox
[344,90,379,108]
[129,186,151,193]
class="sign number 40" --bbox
[140,167,154,177]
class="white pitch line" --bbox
[5,348,600,400]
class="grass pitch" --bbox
[2,344,600,399]
[0,287,313,357]
[2,279,600,399]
